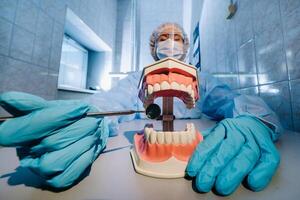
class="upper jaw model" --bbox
[130,57,204,178]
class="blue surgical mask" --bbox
[156,39,184,60]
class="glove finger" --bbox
[185,124,226,177]
[195,120,245,193]
[246,119,280,191]
[20,131,98,177]
[93,117,109,160]
[215,130,260,195]
[0,103,89,147]
[46,144,97,189]
[0,91,48,116]
[30,117,102,155]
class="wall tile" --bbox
[238,39,258,87]
[253,0,281,35]
[235,0,254,47]
[200,26,217,73]
[215,34,227,65]
[1,58,48,96]
[65,0,81,15]
[201,49,217,73]
[49,46,62,72]
[215,21,237,64]
[32,36,51,68]
[282,7,300,80]
[114,0,133,73]
[49,22,64,71]
[255,25,287,84]
[31,0,40,7]
[0,0,18,22]
[32,10,54,68]
[290,79,300,131]
[207,0,237,75]
[47,69,58,98]
[15,0,38,33]
[51,22,64,50]
[215,53,240,89]
[57,90,92,100]
[0,18,13,56]
[79,0,99,33]
[10,25,35,62]
[259,81,293,130]
[280,0,300,16]
[35,10,54,41]
[226,53,239,73]
[239,86,259,96]
[40,0,66,24]
[0,55,8,92]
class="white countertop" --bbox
[0,119,300,200]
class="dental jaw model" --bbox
[130,57,203,178]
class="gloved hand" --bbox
[0,92,109,189]
[186,115,280,196]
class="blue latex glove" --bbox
[0,92,109,189]
[186,115,280,195]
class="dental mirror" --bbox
[146,103,161,119]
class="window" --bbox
[58,35,88,90]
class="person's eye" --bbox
[158,34,169,41]
[174,35,183,42]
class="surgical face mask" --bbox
[156,39,184,60]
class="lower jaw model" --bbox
[130,58,203,178]
[130,123,203,178]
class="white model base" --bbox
[130,148,188,179]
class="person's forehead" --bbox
[158,25,183,35]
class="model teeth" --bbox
[187,85,192,95]
[149,131,157,144]
[153,83,160,92]
[161,81,170,90]
[180,84,187,92]
[171,82,180,90]
[147,83,192,93]
[187,131,193,144]
[179,131,187,144]
[157,131,164,144]
[148,85,153,95]
[172,132,180,144]
[144,127,152,141]
[144,82,196,108]
[191,124,196,137]
[144,123,197,145]
[191,90,195,99]
[165,132,172,144]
